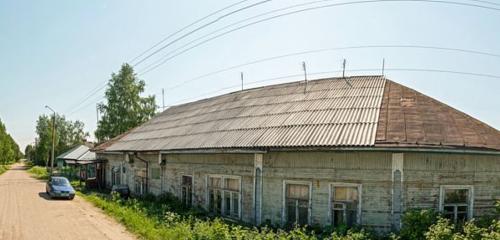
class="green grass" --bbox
[76,191,353,240]
[0,165,10,175]
[27,166,49,180]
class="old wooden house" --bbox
[94,76,500,232]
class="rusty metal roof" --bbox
[104,75,500,152]
[107,76,385,151]
[375,80,500,151]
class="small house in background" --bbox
[56,144,106,188]
[93,76,500,232]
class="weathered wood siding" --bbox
[97,150,500,232]
[404,152,500,217]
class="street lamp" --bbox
[45,105,56,174]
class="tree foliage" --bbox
[0,118,21,164]
[95,63,156,142]
[29,114,88,166]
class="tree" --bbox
[95,63,156,142]
[0,118,21,164]
[32,114,88,166]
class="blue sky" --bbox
[1,0,499,150]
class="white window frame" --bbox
[439,185,474,222]
[179,174,194,207]
[328,183,362,226]
[206,174,242,220]
[282,180,312,225]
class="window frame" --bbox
[150,167,161,180]
[439,185,474,223]
[328,182,362,227]
[206,174,242,220]
[282,180,312,226]
[180,174,194,207]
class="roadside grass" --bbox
[76,191,352,240]
[27,166,49,180]
[0,164,10,175]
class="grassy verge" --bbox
[27,166,50,180]
[76,191,363,240]
[0,164,10,175]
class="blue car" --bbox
[46,176,75,200]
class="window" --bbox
[111,166,121,186]
[151,168,161,180]
[284,182,310,225]
[330,184,361,227]
[207,175,241,219]
[440,186,473,224]
[87,164,96,179]
[181,176,193,207]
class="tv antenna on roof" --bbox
[342,59,352,87]
[240,72,244,91]
[382,58,386,76]
[302,61,308,94]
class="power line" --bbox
[128,0,253,64]
[164,67,500,107]
[161,44,500,91]
[138,0,500,75]
[64,82,107,113]
[132,0,271,67]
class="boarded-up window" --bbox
[181,176,193,207]
[442,187,470,224]
[331,185,359,227]
[151,168,161,180]
[285,183,309,225]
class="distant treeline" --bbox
[0,118,21,164]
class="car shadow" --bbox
[38,192,67,201]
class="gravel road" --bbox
[0,163,136,240]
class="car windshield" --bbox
[52,178,70,186]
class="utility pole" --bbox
[45,105,56,175]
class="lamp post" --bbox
[45,105,56,174]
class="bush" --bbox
[27,166,49,180]
[0,165,10,175]
[424,218,454,240]
[400,209,439,240]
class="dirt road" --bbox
[0,163,136,240]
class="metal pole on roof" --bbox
[382,58,386,76]
[96,103,99,126]
[342,59,346,78]
[162,88,165,111]
[302,61,307,94]
[240,72,244,91]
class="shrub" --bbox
[400,209,439,240]
[424,218,454,240]
[27,166,49,180]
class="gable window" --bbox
[181,175,193,207]
[207,175,241,219]
[284,181,311,225]
[330,183,361,227]
[440,186,473,224]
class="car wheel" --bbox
[68,196,74,200]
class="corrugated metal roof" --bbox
[107,76,386,151]
[57,145,96,161]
